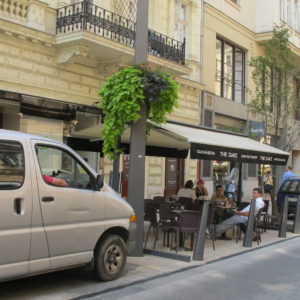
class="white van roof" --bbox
[0,129,65,146]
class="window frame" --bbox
[215,37,245,104]
[35,143,96,190]
[0,140,25,190]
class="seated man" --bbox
[42,174,69,187]
[215,187,265,239]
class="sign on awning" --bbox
[190,143,288,165]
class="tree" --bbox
[249,25,300,215]
[249,25,300,150]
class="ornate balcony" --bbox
[56,1,185,66]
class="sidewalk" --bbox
[69,228,300,300]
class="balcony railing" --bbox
[56,1,185,65]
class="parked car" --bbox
[0,129,136,283]
[276,177,300,216]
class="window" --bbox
[280,0,300,33]
[202,160,211,178]
[248,163,257,178]
[204,110,213,127]
[174,0,187,43]
[215,38,245,103]
[0,141,24,189]
[36,145,92,190]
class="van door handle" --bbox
[42,196,54,203]
[14,198,24,215]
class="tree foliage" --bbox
[249,25,300,151]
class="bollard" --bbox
[193,200,209,261]
[243,198,256,247]
[293,196,300,234]
[278,196,288,238]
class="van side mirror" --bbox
[95,175,104,191]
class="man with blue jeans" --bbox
[215,187,265,238]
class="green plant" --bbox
[98,63,179,159]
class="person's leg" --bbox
[215,215,246,236]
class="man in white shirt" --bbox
[215,187,265,237]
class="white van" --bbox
[0,129,136,282]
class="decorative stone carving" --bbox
[56,45,89,64]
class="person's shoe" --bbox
[252,232,259,241]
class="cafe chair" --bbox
[158,203,177,247]
[171,211,201,252]
[144,205,159,250]
[235,208,264,245]
[178,197,194,210]
[261,200,269,232]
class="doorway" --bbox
[164,157,184,197]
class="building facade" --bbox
[0,0,203,198]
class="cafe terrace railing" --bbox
[56,0,185,65]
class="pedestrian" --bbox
[263,170,273,201]
[215,187,265,239]
[282,166,296,183]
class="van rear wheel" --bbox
[94,234,127,281]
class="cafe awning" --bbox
[70,120,289,165]
[156,122,289,165]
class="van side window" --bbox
[0,141,24,190]
[35,145,92,190]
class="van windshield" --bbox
[280,180,300,194]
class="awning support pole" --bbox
[279,196,289,238]
[193,200,209,261]
[237,162,243,204]
[293,196,300,234]
[243,198,256,247]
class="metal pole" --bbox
[127,0,149,257]
[243,198,256,247]
[111,139,121,193]
[193,200,209,261]
[237,162,243,204]
[293,196,300,234]
[278,196,288,238]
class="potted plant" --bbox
[98,63,179,159]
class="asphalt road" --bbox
[84,237,300,300]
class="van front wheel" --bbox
[94,235,127,281]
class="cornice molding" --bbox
[205,3,255,41]
[0,18,54,47]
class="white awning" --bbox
[70,121,289,165]
[156,122,289,165]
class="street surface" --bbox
[83,238,300,300]
[0,237,300,300]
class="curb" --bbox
[69,234,300,300]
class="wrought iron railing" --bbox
[56,1,185,65]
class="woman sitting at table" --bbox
[194,179,208,198]
[177,180,196,203]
